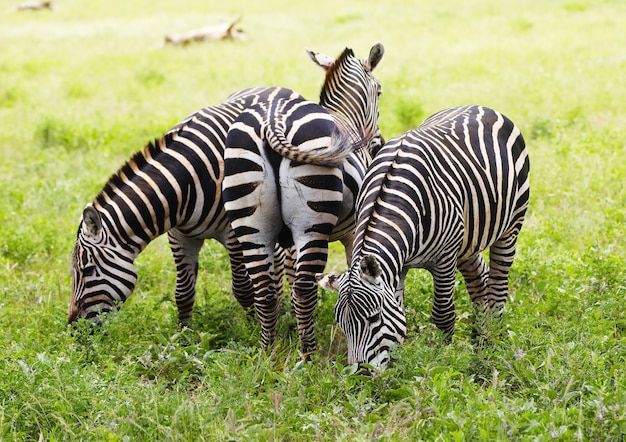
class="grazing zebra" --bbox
[222,43,384,358]
[317,105,530,369]
[68,86,295,326]
[67,44,383,350]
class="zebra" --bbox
[67,44,383,350]
[316,105,530,369]
[222,43,384,358]
[68,86,293,326]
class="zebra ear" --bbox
[306,48,335,70]
[366,42,384,72]
[82,205,102,238]
[315,273,341,291]
[359,254,382,284]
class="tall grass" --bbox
[1,0,625,439]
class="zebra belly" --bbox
[457,171,519,260]
[172,216,232,244]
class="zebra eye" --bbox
[82,265,96,277]
[368,312,381,324]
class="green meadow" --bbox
[1,0,625,439]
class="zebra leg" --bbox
[486,228,522,315]
[224,193,283,349]
[223,116,290,350]
[249,244,281,350]
[284,244,296,288]
[168,230,204,327]
[274,243,297,307]
[223,232,255,311]
[430,254,459,342]
[228,228,281,348]
[228,252,256,310]
[274,244,285,301]
[458,254,491,344]
[394,268,409,310]
[339,235,354,267]
[291,237,331,359]
[281,164,344,359]
[232,233,282,349]
[282,244,298,318]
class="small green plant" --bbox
[1,0,625,439]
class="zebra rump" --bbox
[261,98,355,167]
[222,43,385,358]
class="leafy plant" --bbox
[1,0,625,439]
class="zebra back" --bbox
[354,105,529,274]
[228,97,354,168]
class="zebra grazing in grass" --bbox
[222,43,384,358]
[68,86,295,326]
[317,105,530,369]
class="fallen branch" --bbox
[165,17,244,46]
[17,1,54,10]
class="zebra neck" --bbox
[93,135,195,256]
[95,197,170,257]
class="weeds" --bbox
[1,0,626,439]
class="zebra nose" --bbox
[67,305,79,324]
[357,363,373,376]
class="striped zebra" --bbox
[68,86,293,326]
[67,45,383,350]
[317,105,530,369]
[222,43,384,358]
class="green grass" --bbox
[1,0,625,439]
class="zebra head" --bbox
[68,204,138,324]
[316,254,406,370]
[307,42,384,151]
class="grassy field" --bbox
[1,0,625,439]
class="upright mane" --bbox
[94,134,170,208]
[318,47,355,107]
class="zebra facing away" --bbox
[222,43,384,358]
[317,105,530,370]
[67,45,383,358]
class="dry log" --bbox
[165,17,244,46]
[17,1,54,10]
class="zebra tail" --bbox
[264,111,355,167]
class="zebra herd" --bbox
[68,42,530,371]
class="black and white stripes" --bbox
[69,87,296,325]
[67,43,385,361]
[318,105,530,369]
[222,43,384,357]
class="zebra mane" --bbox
[318,47,355,107]
[94,135,169,207]
[317,48,376,157]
